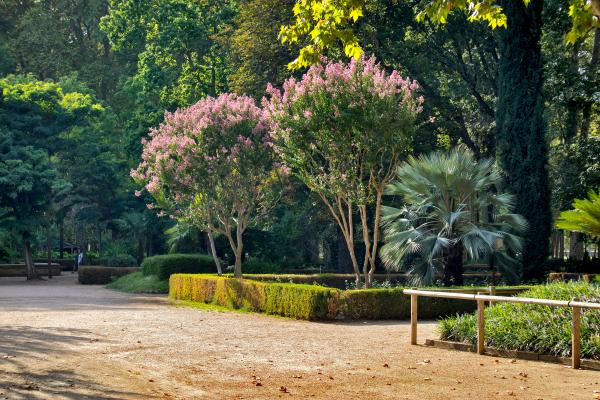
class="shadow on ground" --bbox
[0,326,150,399]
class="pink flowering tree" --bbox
[265,56,423,287]
[132,93,282,277]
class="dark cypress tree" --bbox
[496,0,551,280]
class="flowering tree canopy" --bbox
[265,56,423,287]
[133,93,282,277]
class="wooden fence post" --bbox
[489,285,496,306]
[572,306,581,369]
[477,293,485,355]
[410,294,417,345]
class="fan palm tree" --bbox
[380,146,527,286]
[556,189,600,238]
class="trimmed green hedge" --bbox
[141,254,215,280]
[169,274,477,320]
[439,282,600,359]
[170,274,337,320]
[78,266,139,284]
[339,288,475,320]
[240,273,408,289]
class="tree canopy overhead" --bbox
[280,0,600,68]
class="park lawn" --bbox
[107,271,169,294]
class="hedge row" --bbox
[169,274,476,320]
[141,254,216,280]
[240,273,408,289]
[78,266,140,284]
[170,274,337,320]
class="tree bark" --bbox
[59,217,64,259]
[207,230,222,275]
[570,231,585,260]
[23,240,37,280]
[47,226,53,279]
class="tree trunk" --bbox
[321,195,362,287]
[97,224,102,257]
[207,230,222,275]
[233,223,243,278]
[47,226,53,279]
[442,244,464,286]
[59,218,64,259]
[497,0,550,280]
[570,231,585,260]
[23,240,37,280]
[225,221,245,278]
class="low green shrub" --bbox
[78,266,139,285]
[141,254,216,280]
[105,254,138,268]
[439,282,600,359]
[339,288,475,319]
[170,274,338,320]
[242,257,282,274]
[107,272,168,293]
[170,274,478,320]
[240,273,408,289]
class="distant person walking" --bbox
[74,250,83,273]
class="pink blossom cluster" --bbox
[263,56,424,117]
[132,93,276,201]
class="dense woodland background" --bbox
[0,0,598,278]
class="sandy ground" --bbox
[0,275,598,400]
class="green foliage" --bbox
[105,254,138,268]
[339,288,476,319]
[280,0,598,69]
[495,0,550,280]
[227,0,297,99]
[107,271,169,294]
[242,257,283,274]
[78,266,140,284]
[550,137,600,212]
[169,274,338,320]
[141,253,216,280]
[556,189,600,238]
[381,146,527,285]
[439,282,600,359]
[100,0,236,107]
[169,274,483,320]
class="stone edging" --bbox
[424,339,600,370]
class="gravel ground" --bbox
[0,274,598,400]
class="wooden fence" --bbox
[403,288,600,369]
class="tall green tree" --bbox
[100,0,237,108]
[227,0,297,99]
[495,0,550,278]
[0,76,100,278]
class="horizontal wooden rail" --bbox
[403,288,600,369]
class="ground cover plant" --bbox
[439,281,600,359]
[107,272,169,294]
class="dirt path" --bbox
[0,274,598,399]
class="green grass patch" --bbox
[107,271,169,294]
[439,281,600,359]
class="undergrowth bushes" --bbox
[169,274,476,320]
[141,254,215,280]
[439,282,600,359]
[78,266,139,284]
